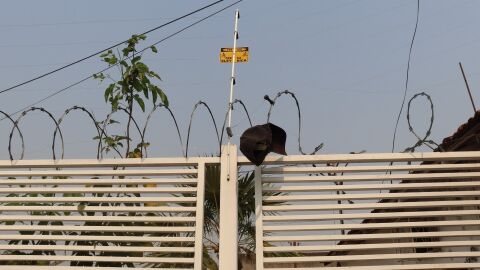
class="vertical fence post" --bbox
[254,166,264,270]
[194,161,206,270]
[219,144,238,270]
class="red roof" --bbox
[438,111,480,151]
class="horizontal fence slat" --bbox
[5,152,479,167]
[262,199,480,212]
[0,156,219,168]
[0,187,197,194]
[0,178,197,185]
[0,255,195,263]
[264,240,480,252]
[263,171,480,183]
[0,234,194,242]
[3,152,479,167]
[0,205,196,212]
[0,169,197,177]
[0,225,195,233]
[0,196,196,203]
[0,267,191,270]
[263,163,480,174]
[262,210,480,222]
[263,190,480,202]
[0,215,196,223]
[247,151,480,165]
[263,219,480,232]
[264,229,480,242]
[263,251,480,263]
[0,244,194,253]
[263,181,480,192]
[266,263,480,270]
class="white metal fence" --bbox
[2,150,480,269]
[254,151,480,270]
[0,157,215,269]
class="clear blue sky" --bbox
[0,0,479,159]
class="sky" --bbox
[0,0,479,160]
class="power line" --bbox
[0,16,226,28]
[391,0,420,153]
[2,75,98,120]
[0,35,225,49]
[1,0,243,121]
[0,0,224,96]
[141,1,242,53]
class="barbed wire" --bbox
[8,107,64,161]
[185,101,221,158]
[265,90,324,155]
[0,90,442,160]
[0,110,25,161]
[403,92,443,152]
[142,103,185,158]
[219,99,253,150]
[54,106,104,159]
[382,91,441,185]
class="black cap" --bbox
[240,123,287,166]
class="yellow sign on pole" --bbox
[220,47,249,63]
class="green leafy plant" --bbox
[94,34,168,157]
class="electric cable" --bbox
[0,0,243,121]
[0,16,225,28]
[391,0,420,152]
[0,0,225,95]
[138,0,243,55]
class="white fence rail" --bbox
[253,151,480,270]
[0,157,216,269]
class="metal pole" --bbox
[459,62,477,113]
[226,10,239,182]
[227,9,240,142]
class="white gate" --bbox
[253,151,480,270]
[0,157,214,269]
